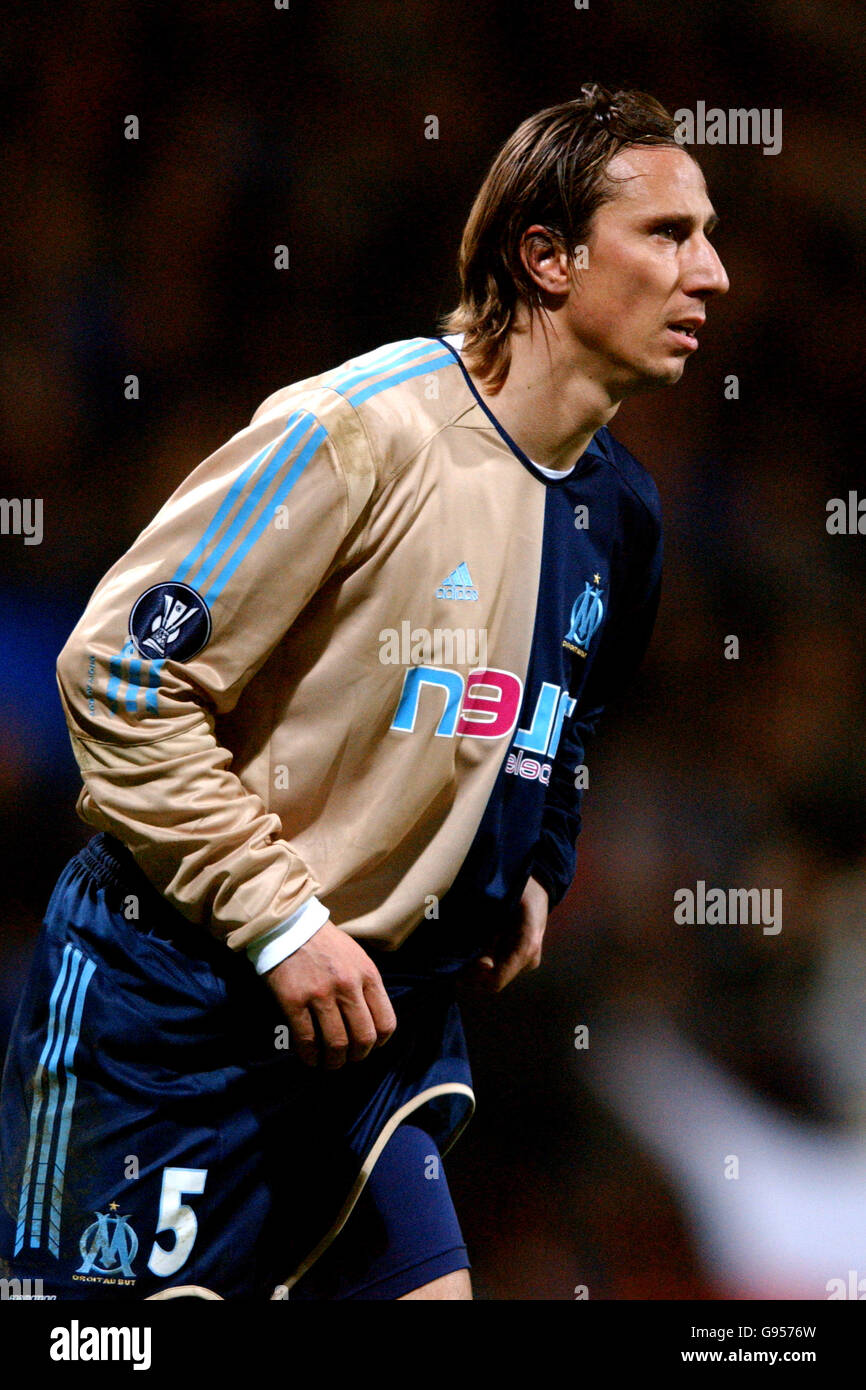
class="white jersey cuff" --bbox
[245,897,330,975]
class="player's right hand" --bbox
[262,922,396,1070]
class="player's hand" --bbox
[263,922,397,1069]
[466,875,550,993]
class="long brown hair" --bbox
[441,84,681,391]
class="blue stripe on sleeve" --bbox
[144,659,164,716]
[204,423,328,603]
[173,442,273,586]
[193,411,313,595]
[346,351,452,405]
[328,339,431,395]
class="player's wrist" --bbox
[527,864,556,905]
[245,897,330,975]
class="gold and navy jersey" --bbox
[56,336,662,956]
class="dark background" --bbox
[2,0,865,1299]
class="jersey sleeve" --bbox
[529,509,663,909]
[56,390,377,953]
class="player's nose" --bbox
[685,237,730,298]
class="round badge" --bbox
[129,582,212,662]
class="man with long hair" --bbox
[0,84,727,1301]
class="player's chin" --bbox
[626,359,687,395]
[656,351,692,384]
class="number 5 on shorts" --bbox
[147,1167,208,1278]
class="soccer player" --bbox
[0,84,727,1301]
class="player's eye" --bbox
[654,222,684,241]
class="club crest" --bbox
[77,1206,139,1278]
[563,574,604,657]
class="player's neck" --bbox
[465,317,622,473]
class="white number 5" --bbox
[148,1166,208,1278]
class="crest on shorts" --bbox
[563,574,604,658]
[77,1205,139,1278]
[129,582,211,662]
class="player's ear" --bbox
[519,225,571,299]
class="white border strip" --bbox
[146,1284,223,1301]
[273,1081,476,1297]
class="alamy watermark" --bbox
[827,1270,866,1299]
[1,1276,52,1300]
[0,498,42,545]
[826,492,866,534]
[674,880,782,935]
[49,1321,151,1370]
[674,102,782,156]
[379,622,488,668]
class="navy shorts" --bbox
[0,835,475,1300]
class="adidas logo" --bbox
[435,562,478,602]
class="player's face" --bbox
[565,145,729,394]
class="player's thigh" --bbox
[289,1121,470,1301]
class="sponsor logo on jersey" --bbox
[504,749,552,784]
[505,680,576,784]
[390,666,522,740]
[129,582,211,662]
[563,574,604,657]
[77,1204,138,1280]
[436,561,478,602]
[389,667,579,790]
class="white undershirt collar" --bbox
[442,332,576,481]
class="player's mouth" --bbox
[665,317,704,351]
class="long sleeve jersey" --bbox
[56,335,662,956]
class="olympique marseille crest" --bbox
[75,1204,138,1286]
[563,574,604,657]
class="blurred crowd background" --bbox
[2,0,865,1299]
